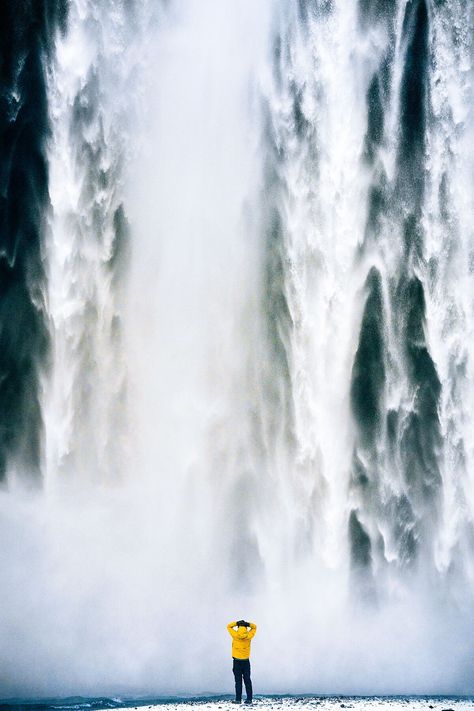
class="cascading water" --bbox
[1,0,474,699]
[44,0,136,487]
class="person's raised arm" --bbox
[227,621,238,639]
[247,622,257,639]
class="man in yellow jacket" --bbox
[227,620,257,704]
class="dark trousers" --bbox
[232,657,252,702]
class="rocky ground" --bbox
[120,697,474,711]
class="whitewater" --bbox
[0,0,474,699]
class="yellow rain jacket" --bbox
[227,621,257,659]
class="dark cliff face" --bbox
[349,0,442,580]
[0,1,67,482]
[398,0,429,216]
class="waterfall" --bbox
[0,0,474,698]
[43,0,136,487]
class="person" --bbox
[227,619,257,705]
